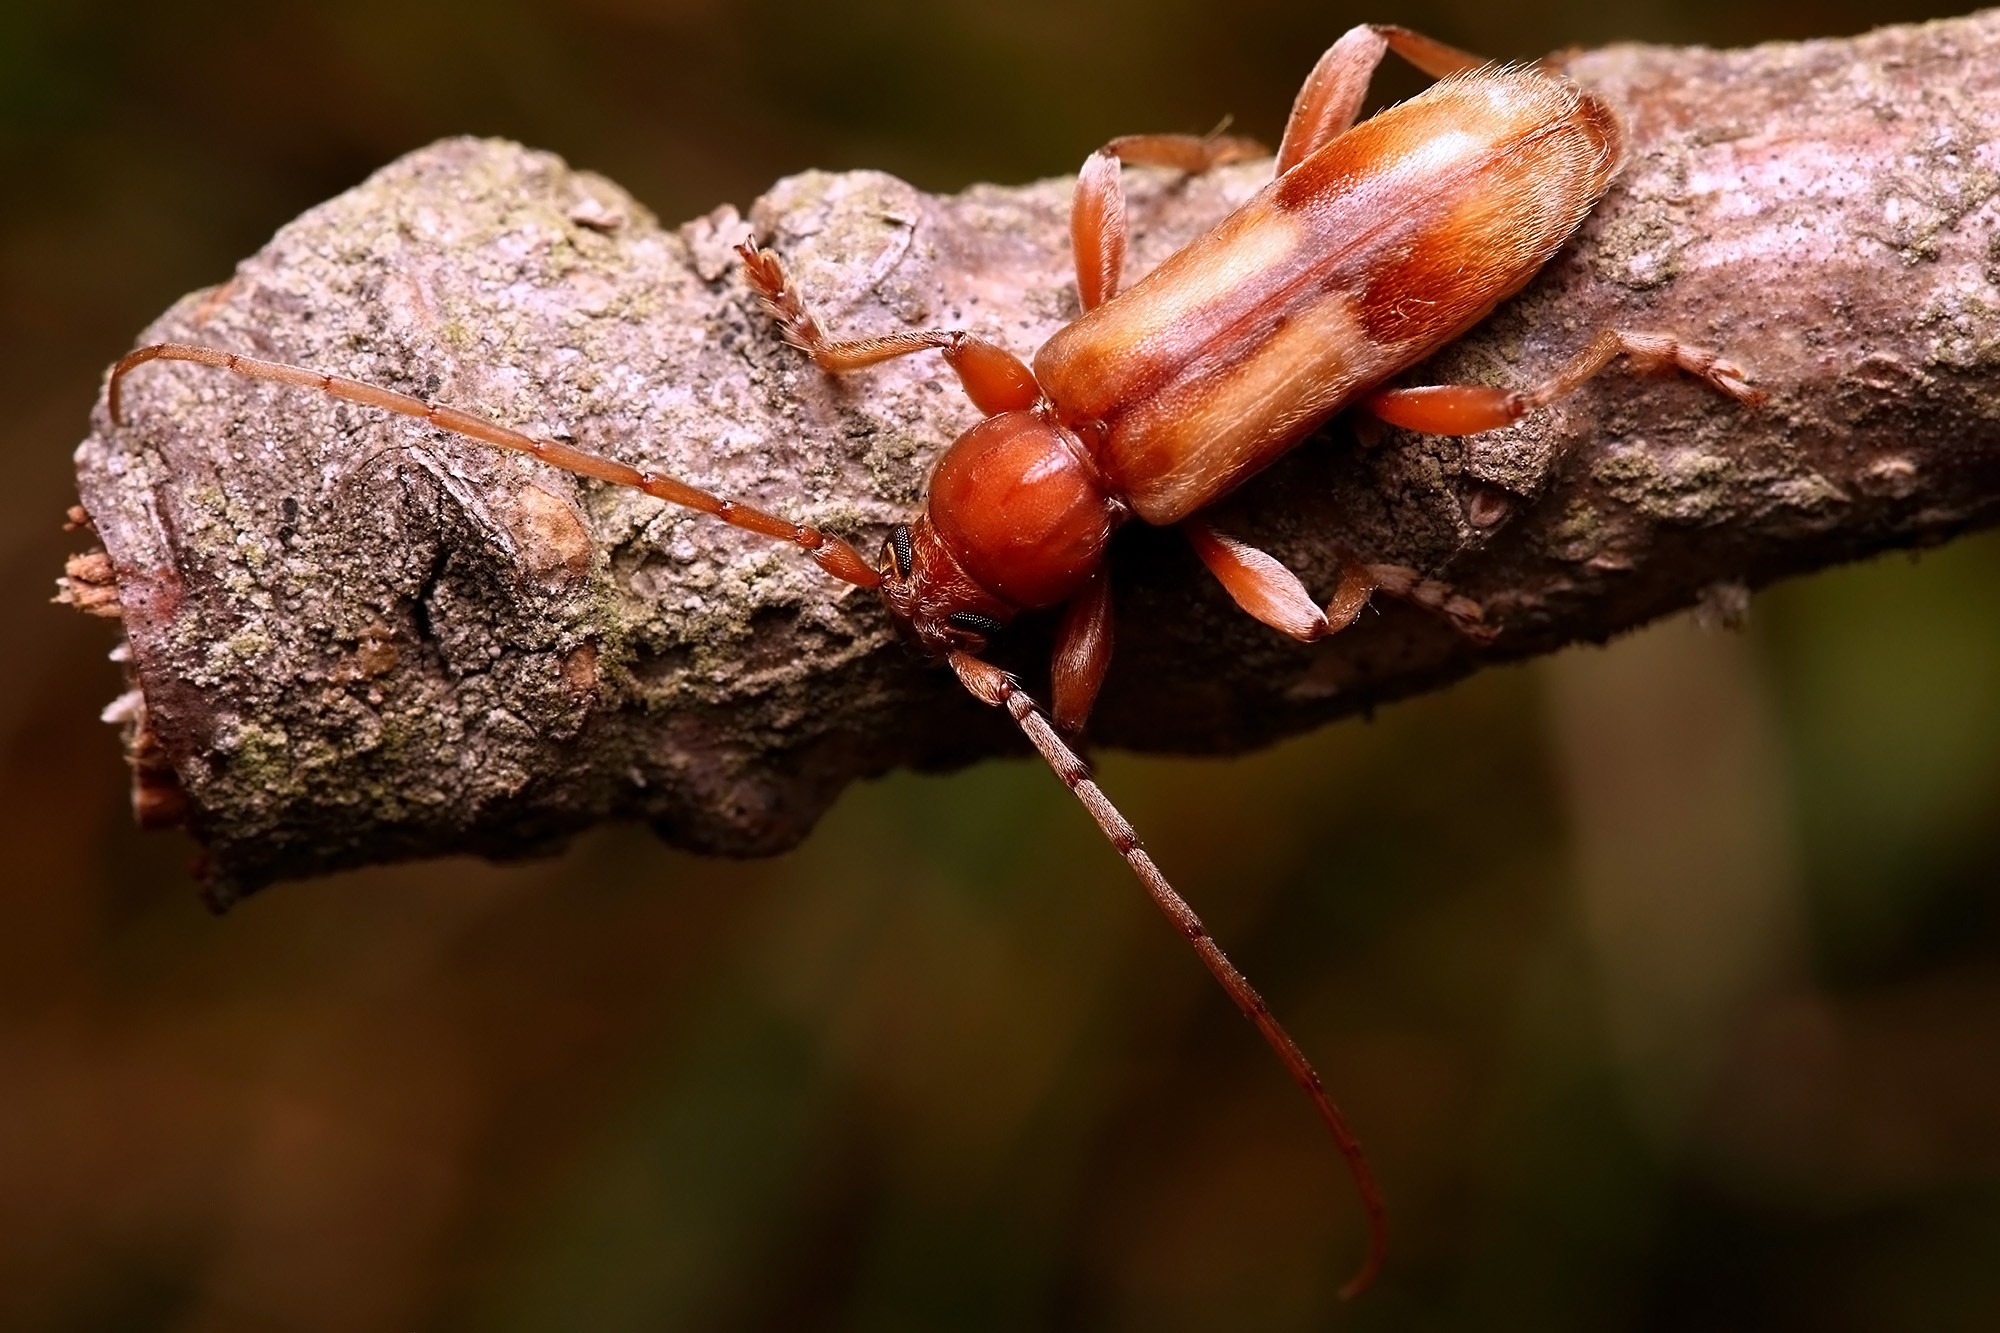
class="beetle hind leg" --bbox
[1363,563,1491,640]
[1372,25,1489,80]
[1365,328,1764,436]
[1184,518,1489,644]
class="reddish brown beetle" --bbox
[109,23,1760,1295]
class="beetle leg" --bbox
[1183,518,1376,642]
[1071,152,1125,313]
[1278,26,1492,173]
[1100,131,1270,172]
[1072,131,1267,312]
[1372,25,1490,80]
[1365,328,1765,435]
[1361,564,1492,640]
[1077,25,1484,305]
[736,242,1040,414]
[1050,569,1115,733]
[1185,519,1491,643]
[1276,27,1389,173]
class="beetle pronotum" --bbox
[108,23,1760,1295]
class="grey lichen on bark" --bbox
[70,12,2000,903]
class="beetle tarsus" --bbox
[1367,564,1494,642]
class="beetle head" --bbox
[876,517,1016,658]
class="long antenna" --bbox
[949,651,1387,1299]
[108,342,884,589]
[110,339,1388,1295]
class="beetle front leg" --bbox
[1050,569,1115,733]
[736,242,1040,414]
[1365,329,1764,436]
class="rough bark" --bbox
[68,13,2000,903]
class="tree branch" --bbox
[69,13,2000,903]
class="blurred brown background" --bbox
[6,1,2000,1329]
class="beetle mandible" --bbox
[108,23,1761,1295]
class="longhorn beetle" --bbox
[109,23,1760,1295]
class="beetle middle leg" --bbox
[1367,329,1765,436]
[1275,25,1488,173]
[1070,129,1267,312]
[1073,23,1490,311]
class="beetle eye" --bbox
[946,610,1007,638]
[888,524,914,580]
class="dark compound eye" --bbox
[946,610,1007,638]
[888,524,914,580]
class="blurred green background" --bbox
[6,1,1999,1329]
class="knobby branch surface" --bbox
[69,14,2000,901]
